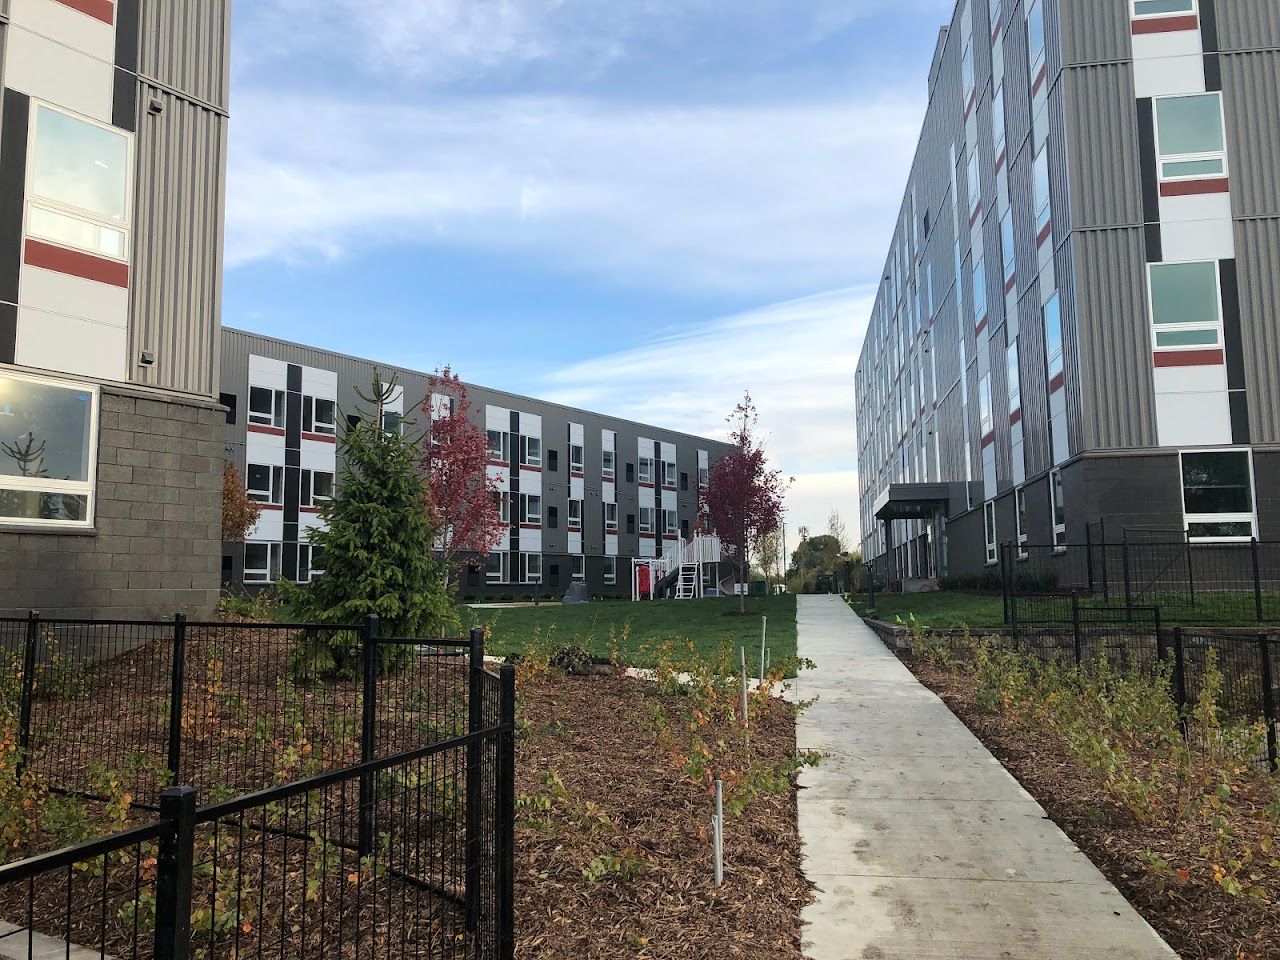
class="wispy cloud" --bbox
[539,287,875,544]
[226,92,922,296]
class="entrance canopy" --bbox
[874,483,952,522]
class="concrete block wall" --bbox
[0,388,223,618]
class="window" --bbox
[602,449,616,479]
[961,43,975,110]
[219,393,238,426]
[638,457,654,484]
[303,398,336,435]
[1181,450,1255,540]
[572,555,585,581]
[1000,211,1016,287]
[1147,261,1222,349]
[1044,294,1064,382]
[494,491,510,524]
[244,542,282,584]
[1015,487,1029,558]
[28,105,131,260]
[547,449,559,472]
[1154,93,1226,181]
[663,461,677,488]
[639,506,655,535]
[248,387,285,428]
[246,463,283,505]
[1049,469,1067,548]
[0,371,97,526]
[1033,148,1051,239]
[487,429,509,463]
[984,500,998,565]
[972,259,988,326]
[603,556,617,585]
[519,493,541,525]
[662,509,678,537]
[568,499,582,530]
[569,444,584,473]
[604,502,618,533]
[521,552,543,585]
[1026,0,1045,76]
[486,551,509,584]
[979,374,993,435]
[297,544,324,583]
[966,150,981,219]
[520,435,541,468]
[1006,341,1021,414]
[300,470,333,507]
[547,505,558,529]
[1132,0,1195,16]
[992,84,1006,157]
[381,411,402,436]
[680,472,688,491]
[698,466,709,489]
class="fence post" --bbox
[1185,533,1196,612]
[358,615,379,858]
[1009,566,1020,642]
[464,626,485,933]
[1121,538,1133,621]
[1172,627,1189,716]
[1071,592,1083,667]
[154,785,196,960]
[16,610,39,777]
[496,664,517,960]
[1258,634,1277,773]
[1152,607,1164,684]
[1251,538,1263,624]
[167,613,187,782]
[1100,519,1111,603]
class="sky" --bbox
[224,0,956,555]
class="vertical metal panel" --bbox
[1221,51,1280,220]
[1062,63,1143,229]
[1234,218,1280,444]
[1017,277,1051,477]
[1057,0,1131,66]
[1054,238,1086,458]
[130,87,227,397]
[1071,227,1157,450]
[136,0,230,109]
[1216,0,1280,52]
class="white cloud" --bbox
[226,92,922,296]
[538,287,874,551]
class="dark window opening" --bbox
[219,392,237,425]
[626,513,636,534]
[548,449,559,472]
[347,414,361,430]
[625,463,635,483]
[548,506,559,529]
[680,472,688,491]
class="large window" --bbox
[662,509,678,537]
[663,461,677,488]
[961,43,975,111]
[520,552,543,585]
[1026,0,1046,78]
[1050,468,1066,548]
[300,470,333,508]
[978,374,993,436]
[638,456,654,485]
[1147,261,1222,349]
[486,551,509,584]
[1000,211,1016,288]
[519,493,541,525]
[246,463,284,505]
[1154,93,1226,182]
[984,500,997,565]
[248,387,285,428]
[568,498,582,530]
[1181,450,1255,541]
[0,372,97,526]
[1015,487,1029,559]
[1044,294,1064,383]
[303,397,336,436]
[1033,148,1051,239]
[966,150,981,220]
[519,435,541,468]
[569,443,584,474]
[603,556,617,585]
[487,429,509,463]
[28,105,132,260]
[244,542,282,584]
[604,502,618,533]
[992,84,1007,158]
[572,555,585,581]
[602,449,616,479]
[972,259,988,327]
[639,506,655,535]
[1006,341,1021,413]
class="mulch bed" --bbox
[512,673,808,959]
[903,655,1280,960]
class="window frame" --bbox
[602,449,616,480]
[1015,487,1029,559]
[663,461,677,488]
[1131,0,1198,21]
[26,102,134,263]
[248,387,285,428]
[246,463,284,506]
[0,370,99,529]
[521,552,543,585]
[637,456,654,485]
[244,542,282,584]
[1026,0,1046,79]
[569,443,585,474]
[603,556,617,585]
[567,498,582,530]
[638,506,655,536]
[1153,92,1228,184]
[519,493,542,526]
[520,435,542,468]
[572,555,585,581]
[984,500,998,565]
[1032,147,1052,237]
[487,429,509,464]
[1179,448,1256,542]
[604,502,619,533]
[1146,259,1223,352]
[1049,468,1067,549]
[486,550,509,585]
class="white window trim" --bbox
[520,493,541,525]
[604,502,619,533]
[984,500,998,565]
[1153,92,1228,184]
[638,457,654,485]
[26,101,134,263]
[1049,468,1067,550]
[486,551,509,585]
[521,552,543,585]
[1015,487,1029,559]
[663,461,677,488]
[572,555,585,581]
[244,542,281,584]
[520,435,541,468]
[246,463,283,506]
[567,498,582,530]
[0,370,99,529]
[1146,260,1224,352]
[310,397,337,435]
[638,506,655,536]
[1131,0,1197,20]
[248,386,284,428]
[1179,448,1257,543]
[603,556,617,585]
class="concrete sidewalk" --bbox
[794,594,1177,960]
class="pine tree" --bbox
[292,376,455,676]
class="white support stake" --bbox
[712,779,724,887]
[760,616,768,681]
[740,646,749,729]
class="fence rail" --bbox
[0,616,516,959]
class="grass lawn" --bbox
[469,593,798,670]
[846,591,1006,630]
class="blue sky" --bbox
[224,0,955,549]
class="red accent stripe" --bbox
[24,238,128,288]
[995,148,1007,174]
[991,15,1003,42]
[975,316,989,336]
[639,481,655,489]
[300,506,321,515]
[54,0,114,25]
[1010,409,1022,426]
[1154,348,1224,367]
[1049,372,1065,394]
[247,424,285,437]
[486,459,508,468]
[662,535,679,541]
[1004,275,1017,294]
[570,471,585,478]
[1160,177,1230,197]
[1132,14,1198,34]
[969,206,981,228]
[1031,64,1047,96]
[1036,221,1053,247]
[963,91,976,122]
[520,523,541,530]
[259,503,283,512]
[981,431,996,449]
[520,465,542,473]
[302,432,336,444]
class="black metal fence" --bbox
[1000,538,1280,625]
[0,616,516,959]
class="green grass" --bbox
[847,592,1006,629]
[469,594,797,669]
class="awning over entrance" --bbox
[873,483,952,522]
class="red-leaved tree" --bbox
[420,368,506,588]
[702,392,790,611]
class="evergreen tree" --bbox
[292,376,455,676]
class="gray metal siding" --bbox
[1072,227,1156,450]
[1221,50,1280,220]
[1063,63,1142,230]
[1216,0,1280,52]
[136,0,231,109]
[1234,217,1280,444]
[1058,0,1131,66]
[129,87,227,398]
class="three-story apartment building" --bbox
[856,0,1280,579]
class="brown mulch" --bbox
[903,655,1280,960]
[513,673,809,959]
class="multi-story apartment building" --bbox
[0,0,230,616]
[220,328,734,598]
[856,0,1280,580]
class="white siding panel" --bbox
[5,27,112,121]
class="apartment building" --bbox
[855,0,1280,580]
[221,328,733,598]
[0,0,230,616]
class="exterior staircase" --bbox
[675,564,698,599]
[636,534,723,601]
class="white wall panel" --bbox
[15,306,125,381]
[9,0,114,61]
[5,27,112,121]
